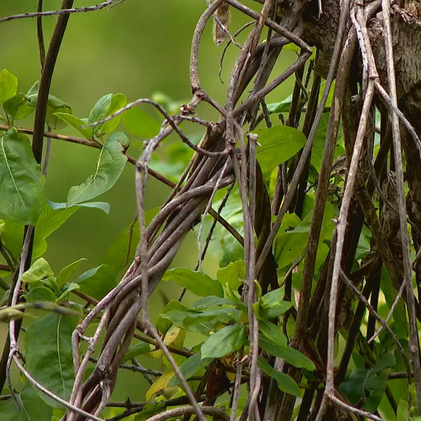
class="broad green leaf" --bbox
[0,129,45,225]
[216,260,245,290]
[267,94,292,114]
[258,357,300,397]
[259,336,315,371]
[56,258,87,287]
[22,286,57,302]
[201,324,246,359]
[191,296,233,310]
[54,113,93,139]
[253,125,307,174]
[0,69,17,105]
[3,93,35,121]
[74,264,116,300]
[145,370,174,401]
[25,313,79,408]
[162,268,223,297]
[0,382,53,421]
[122,341,151,363]
[259,320,287,346]
[67,133,128,207]
[169,352,212,387]
[21,258,54,284]
[123,106,161,138]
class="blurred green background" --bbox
[0,0,293,408]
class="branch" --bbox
[0,0,127,24]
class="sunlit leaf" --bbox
[0,69,18,105]
[21,258,54,284]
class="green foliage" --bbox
[0,129,45,225]
[67,132,129,207]
[0,383,53,421]
[253,125,307,174]
[25,312,79,408]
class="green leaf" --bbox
[56,258,87,288]
[100,93,127,134]
[184,308,241,327]
[122,341,151,363]
[0,69,18,105]
[258,357,300,397]
[74,264,116,300]
[201,324,246,359]
[123,106,161,138]
[32,201,79,259]
[397,400,409,421]
[259,336,315,371]
[261,288,285,308]
[169,352,212,387]
[21,258,54,284]
[0,129,45,225]
[76,201,110,213]
[67,133,128,207]
[3,93,35,122]
[0,382,53,421]
[25,313,79,408]
[216,260,245,290]
[191,296,233,310]
[266,95,292,114]
[253,125,307,174]
[259,288,292,319]
[88,93,127,135]
[162,268,223,298]
[156,301,195,335]
[54,113,93,140]
[22,286,57,303]
[259,320,287,346]
[274,202,334,269]
[55,283,80,303]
